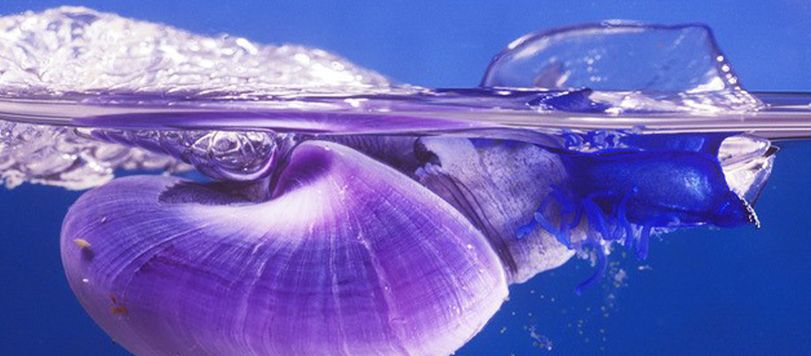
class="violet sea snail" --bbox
[61,140,514,355]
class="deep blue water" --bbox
[0,1,810,355]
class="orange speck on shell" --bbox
[73,238,92,249]
[111,305,128,315]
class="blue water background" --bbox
[0,1,809,355]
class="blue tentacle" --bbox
[517,185,579,248]
[575,239,608,295]
[612,187,637,242]
[637,224,653,260]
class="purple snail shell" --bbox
[61,141,509,355]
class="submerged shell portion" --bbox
[61,140,508,356]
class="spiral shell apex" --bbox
[61,141,509,356]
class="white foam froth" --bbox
[0,6,392,189]
[0,6,390,95]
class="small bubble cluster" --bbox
[88,128,287,181]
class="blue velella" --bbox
[472,21,771,292]
[514,134,759,291]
